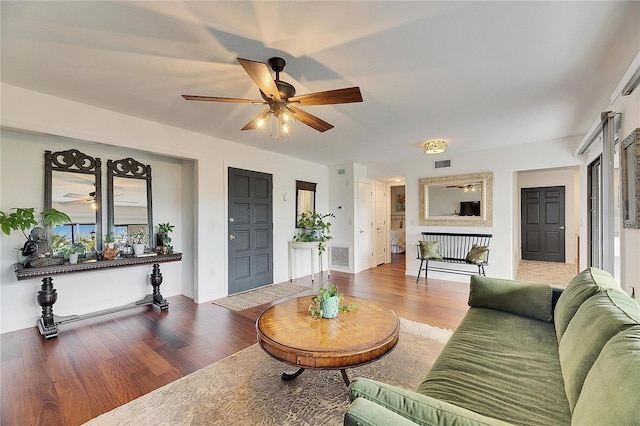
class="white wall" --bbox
[368,136,583,282]
[1,83,328,333]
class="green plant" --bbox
[104,232,116,243]
[293,211,335,254]
[59,243,85,259]
[157,222,174,245]
[129,230,148,245]
[0,208,71,239]
[308,282,357,319]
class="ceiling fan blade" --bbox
[241,109,271,131]
[289,107,334,132]
[63,192,91,199]
[289,87,363,106]
[237,58,281,102]
[182,95,262,104]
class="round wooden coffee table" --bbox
[256,295,399,385]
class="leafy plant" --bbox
[104,232,116,243]
[308,282,357,319]
[157,222,174,246]
[293,211,335,254]
[0,208,71,239]
[128,230,148,245]
[59,243,85,259]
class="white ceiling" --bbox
[2,1,639,166]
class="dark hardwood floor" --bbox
[1,253,470,425]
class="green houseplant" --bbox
[308,281,357,319]
[0,208,71,239]
[59,244,85,264]
[128,230,148,255]
[157,222,174,252]
[293,211,335,254]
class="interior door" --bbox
[357,181,374,272]
[374,181,387,265]
[228,167,273,294]
[521,186,566,262]
[588,157,603,268]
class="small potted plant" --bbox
[128,230,148,255]
[309,281,357,319]
[60,244,85,265]
[104,232,116,249]
[293,211,335,254]
[157,222,174,254]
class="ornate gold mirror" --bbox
[419,172,493,226]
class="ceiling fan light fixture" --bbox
[423,139,447,154]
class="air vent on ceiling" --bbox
[434,159,451,169]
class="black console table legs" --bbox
[36,277,59,339]
[35,263,170,340]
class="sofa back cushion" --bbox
[469,275,553,322]
[572,326,640,425]
[558,289,640,411]
[554,267,618,342]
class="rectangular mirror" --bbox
[419,172,493,226]
[45,149,102,254]
[621,128,639,229]
[295,180,316,227]
[107,157,153,248]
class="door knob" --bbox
[359,230,365,234]
[229,234,235,240]
[559,226,565,230]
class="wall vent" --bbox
[434,159,451,168]
[330,246,350,268]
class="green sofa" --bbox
[345,267,640,425]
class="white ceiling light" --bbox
[423,139,447,154]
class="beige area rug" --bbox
[212,282,310,311]
[516,260,577,287]
[84,318,452,426]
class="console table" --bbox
[13,253,182,339]
[288,241,330,283]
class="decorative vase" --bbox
[321,295,340,318]
[68,253,79,264]
[133,244,145,255]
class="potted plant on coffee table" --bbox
[308,281,357,319]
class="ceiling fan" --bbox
[182,57,363,134]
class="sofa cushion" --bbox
[418,241,443,260]
[572,326,640,425]
[348,378,511,426]
[418,308,571,425]
[469,275,553,322]
[558,289,640,411]
[465,244,489,265]
[554,267,619,342]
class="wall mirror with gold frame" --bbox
[419,172,493,226]
[621,128,639,229]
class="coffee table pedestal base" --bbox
[281,367,351,386]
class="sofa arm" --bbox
[347,378,511,426]
[345,397,419,426]
[469,275,553,322]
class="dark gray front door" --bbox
[521,186,566,262]
[228,167,273,294]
